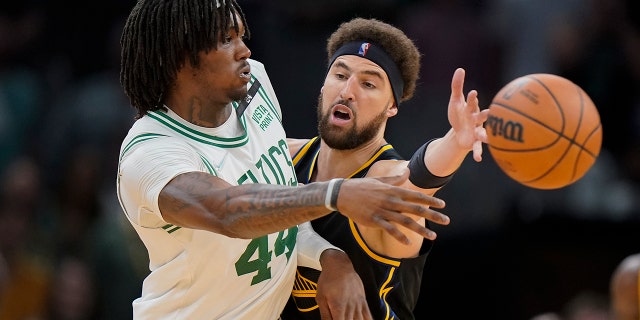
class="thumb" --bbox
[371,167,410,186]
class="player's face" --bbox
[317,55,396,150]
[193,15,251,105]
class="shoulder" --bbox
[287,138,311,155]
[119,118,197,162]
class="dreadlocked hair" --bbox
[326,18,421,103]
[120,0,250,119]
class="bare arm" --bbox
[316,249,372,320]
[159,169,448,243]
[358,68,490,258]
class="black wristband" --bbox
[408,139,455,188]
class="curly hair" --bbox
[120,0,250,119]
[326,18,421,103]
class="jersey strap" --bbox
[237,78,262,118]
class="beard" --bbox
[316,95,388,150]
[230,86,249,103]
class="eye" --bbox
[363,81,376,89]
[335,73,347,80]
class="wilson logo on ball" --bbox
[486,115,524,143]
[486,73,602,190]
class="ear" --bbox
[320,86,324,94]
[387,103,398,118]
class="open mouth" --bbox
[333,109,351,120]
[331,104,353,123]
[239,64,251,79]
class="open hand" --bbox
[336,169,448,244]
[316,250,372,320]
[447,68,489,162]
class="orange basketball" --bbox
[486,74,603,190]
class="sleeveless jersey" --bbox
[117,59,300,319]
[282,137,433,320]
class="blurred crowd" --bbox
[0,0,638,319]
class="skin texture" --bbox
[152,15,455,320]
[610,253,640,320]
[287,58,488,259]
[286,51,487,319]
[315,250,370,320]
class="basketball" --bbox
[485,74,603,190]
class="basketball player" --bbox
[117,1,452,319]
[610,253,640,320]
[282,18,489,319]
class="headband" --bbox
[328,41,404,106]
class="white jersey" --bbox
[117,59,301,319]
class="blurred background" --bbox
[0,0,638,319]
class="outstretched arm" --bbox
[408,68,489,192]
[359,68,490,258]
[423,67,489,176]
[158,169,447,243]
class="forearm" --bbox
[159,171,332,239]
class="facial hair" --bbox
[316,95,388,150]
[230,87,248,103]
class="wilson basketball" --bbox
[485,74,602,189]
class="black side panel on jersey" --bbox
[282,137,433,320]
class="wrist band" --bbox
[408,139,455,188]
[324,178,344,212]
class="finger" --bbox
[476,125,488,143]
[450,68,465,100]
[397,188,446,209]
[370,216,412,244]
[475,108,490,123]
[472,140,483,162]
[402,206,450,226]
[375,209,447,241]
[466,89,479,111]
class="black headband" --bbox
[328,41,404,106]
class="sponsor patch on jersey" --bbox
[251,105,275,131]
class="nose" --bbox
[339,76,356,101]
[237,40,251,60]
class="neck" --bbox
[164,98,233,128]
[313,137,387,182]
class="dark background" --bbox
[0,0,638,319]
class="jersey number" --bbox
[234,226,298,285]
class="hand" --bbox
[336,169,448,244]
[316,250,372,320]
[447,68,489,162]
